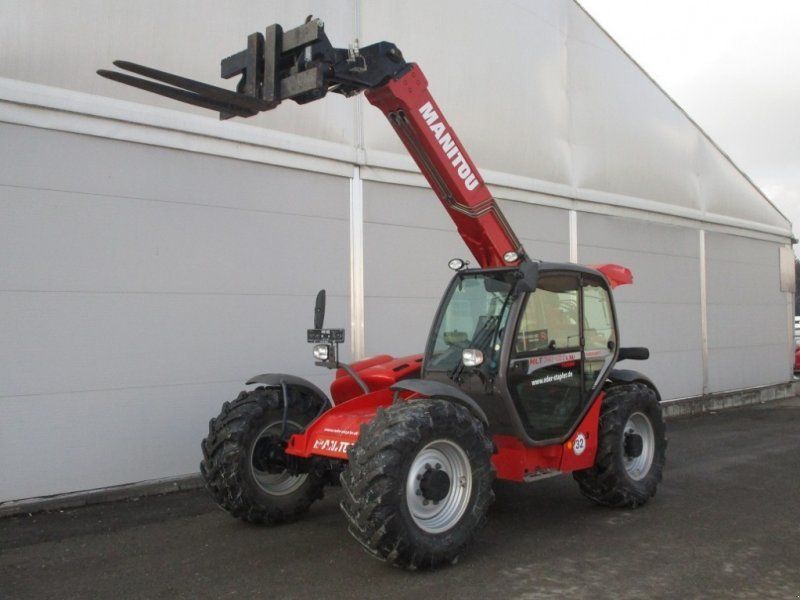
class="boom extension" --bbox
[97,18,524,267]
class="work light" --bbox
[312,344,330,361]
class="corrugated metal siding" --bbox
[705,232,792,392]
[361,182,573,358]
[578,213,704,400]
[362,181,465,358]
[0,123,348,501]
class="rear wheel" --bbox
[340,399,494,570]
[200,386,327,524]
[574,383,666,508]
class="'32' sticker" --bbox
[573,433,587,456]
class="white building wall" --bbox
[362,182,571,358]
[0,123,350,501]
[578,213,703,400]
[363,180,467,358]
[0,0,794,503]
[705,233,794,393]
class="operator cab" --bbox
[423,262,619,445]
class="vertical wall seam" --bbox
[699,229,709,395]
[349,166,365,359]
[349,0,366,360]
[569,209,578,263]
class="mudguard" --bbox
[607,369,661,400]
[390,379,489,428]
[246,373,331,407]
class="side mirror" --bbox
[314,289,326,329]
[462,349,484,368]
[617,347,650,361]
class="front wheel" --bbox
[340,399,495,569]
[200,386,327,524]
[574,383,667,508]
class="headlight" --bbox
[503,251,519,263]
[462,348,484,368]
[313,344,330,361]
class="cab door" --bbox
[507,273,584,442]
[506,272,619,442]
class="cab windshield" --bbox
[426,271,516,372]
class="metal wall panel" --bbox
[0,123,349,501]
[1,385,237,500]
[362,180,570,357]
[362,181,468,357]
[498,199,571,263]
[578,213,703,400]
[705,233,792,393]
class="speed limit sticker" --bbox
[573,433,587,456]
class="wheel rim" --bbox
[623,412,655,481]
[405,439,472,534]
[249,420,308,496]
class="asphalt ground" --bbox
[2,398,799,600]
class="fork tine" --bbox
[112,61,265,112]
[97,69,255,117]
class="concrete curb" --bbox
[1,380,796,519]
[660,380,798,418]
[0,474,204,519]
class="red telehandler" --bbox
[99,19,666,569]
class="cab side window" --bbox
[515,276,580,354]
[583,283,615,350]
[583,280,616,392]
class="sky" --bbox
[578,0,800,243]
